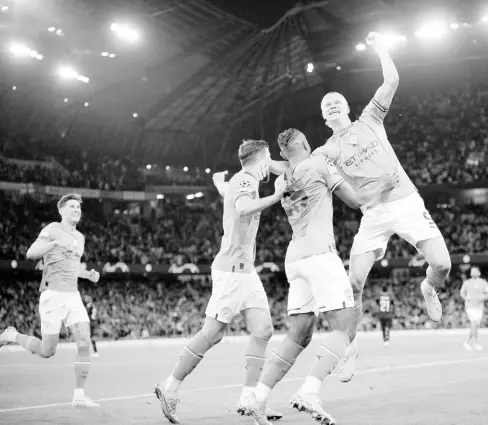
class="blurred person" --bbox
[83,294,100,357]
[315,32,451,381]
[460,266,488,351]
[154,140,287,424]
[246,129,398,425]
[0,194,100,408]
[376,286,394,346]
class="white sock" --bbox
[299,376,322,395]
[240,385,255,403]
[254,383,271,403]
[73,388,85,399]
[164,375,182,393]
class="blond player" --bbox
[460,266,488,351]
[246,129,398,425]
[312,32,451,381]
[154,140,286,424]
[0,193,100,407]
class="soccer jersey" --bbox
[281,154,344,264]
[212,171,260,273]
[377,293,394,318]
[313,98,417,210]
[37,222,84,293]
[461,278,488,309]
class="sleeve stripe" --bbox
[330,179,345,193]
[372,99,389,113]
[234,192,254,203]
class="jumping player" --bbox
[246,129,398,425]
[154,140,286,424]
[460,266,488,351]
[377,286,394,346]
[314,32,451,381]
[0,193,100,407]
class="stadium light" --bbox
[336,65,342,71]
[56,29,63,36]
[58,66,89,83]
[449,22,460,30]
[1,6,8,12]
[186,194,195,200]
[157,194,164,200]
[110,23,140,43]
[356,43,366,51]
[9,44,43,60]
[306,62,314,73]
[482,16,488,23]
[415,22,447,39]
[183,166,189,172]
[84,102,89,107]
[205,168,211,173]
[109,53,116,58]
[379,33,407,47]
[12,86,16,90]
[195,192,203,198]
[101,52,109,57]
[165,166,170,171]
[133,113,138,118]
[146,164,151,169]
[64,98,69,102]
[48,27,56,32]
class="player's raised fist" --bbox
[212,171,227,186]
[273,174,288,198]
[87,270,100,283]
[256,159,270,182]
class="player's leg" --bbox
[0,326,59,358]
[90,323,99,357]
[291,253,355,424]
[384,317,392,346]
[155,269,237,423]
[380,317,387,343]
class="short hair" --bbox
[277,128,303,152]
[57,193,82,210]
[471,265,481,271]
[238,139,269,165]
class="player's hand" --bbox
[256,159,271,182]
[212,171,227,186]
[379,172,399,195]
[87,269,100,283]
[273,174,288,199]
[366,32,388,54]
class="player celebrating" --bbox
[154,140,287,424]
[246,129,398,425]
[0,193,100,407]
[314,32,451,381]
[460,266,488,351]
[83,294,100,357]
[377,286,394,347]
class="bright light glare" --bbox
[482,16,488,22]
[1,6,8,12]
[48,27,56,32]
[183,166,189,172]
[186,194,195,200]
[195,192,203,198]
[166,166,170,170]
[12,86,16,90]
[58,67,89,83]
[64,98,69,102]
[110,22,140,42]
[356,43,366,51]
[449,22,459,30]
[205,168,211,173]
[101,52,109,57]
[157,194,164,200]
[306,62,314,73]
[84,102,89,107]
[146,164,151,170]
[56,29,63,36]
[9,44,42,59]
[415,23,447,38]
[109,53,116,58]
[133,113,138,118]
[379,34,407,47]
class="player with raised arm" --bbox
[460,266,488,351]
[0,193,101,407]
[154,140,286,424]
[245,129,398,425]
[313,32,451,381]
[377,286,394,347]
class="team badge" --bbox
[239,180,251,188]
[348,135,357,145]
[221,307,232,318]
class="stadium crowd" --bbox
[0,272,486,342]
[0,84,487,189]
[0,192,487,266]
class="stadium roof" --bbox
[1,0,487,163]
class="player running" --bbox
[245,129,398,425]
[0,193,101,407]
[377,286,394,347]
[313,31,451,381]
[154,140,286,424]
[83,294,100,357]
[460,266,488,351]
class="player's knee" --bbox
[203,328,225,346]
[75,335,91,352]
[431,257,451,277]
[288,314,315,347]
[252,322,273,341]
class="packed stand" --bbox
[0,273,486,341]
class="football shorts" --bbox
[286,252,354,316]
[205,269,269,324]
[466,307,483,325]
[352,192,443,260]
[39,289,90,335]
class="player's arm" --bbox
[368,32,399,111]
[235,175,287,217]
[26,224,60,259]
[460,281,467,300]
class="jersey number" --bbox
[423,211,437,229]
[379,297,391,313]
